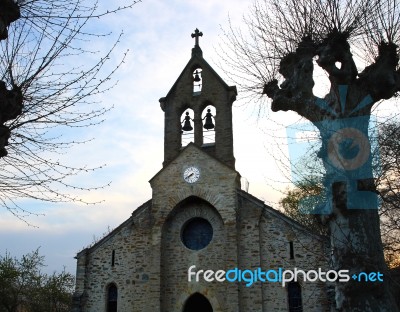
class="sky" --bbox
[2,0,398,277]
[0,0,295,275]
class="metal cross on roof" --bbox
[191,28,203,46]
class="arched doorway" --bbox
[287,281,303,312]
[106,283,118,312]
[183,293,213,312]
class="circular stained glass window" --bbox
[181,217,213,251]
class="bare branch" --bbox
[0,0,141,217]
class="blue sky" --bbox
[0,0,293,275]
[2,0,397,276]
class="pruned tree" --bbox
[0,0,23,159]
[221,0,400,310]
[280,120,400,267]
[0,0,141,219]
[0,0,20,41]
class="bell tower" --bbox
[159,29,237,168]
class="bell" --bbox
[203,109,215,130]
[193,71,201,82]
[204,118,214,130]
[182,112,193,131]
[182,120,193,131]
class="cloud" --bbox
[1,0,294,275]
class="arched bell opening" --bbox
[181,108,194,146]
[193,68,202,95]
[183,293,213,312]
[201,105,215,144]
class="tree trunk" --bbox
[330,197,397,311]
[265,34,400,311]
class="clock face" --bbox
[183,166,200,183]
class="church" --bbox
[72,29,331,312]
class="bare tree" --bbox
[221,0,400,310]
[280,119,400,267]
[377,121,400,267]
[0,0,141,219]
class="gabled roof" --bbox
[237,189,328,241]
[149,142,240,184]
[159,46,237,109]
[76,200,152,257]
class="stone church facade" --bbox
[72,30,331,312]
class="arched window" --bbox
[288,282,302,312]
[193,68,202,95]
[181,109,194,146]
[201,105,216,144]
[183,293,213,312]
[107,283,118,312]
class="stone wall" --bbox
[259,198,330,311]
[73,146,330,312]
[161,199,226,311]
[73,202,156,312]
[151,144,241,311]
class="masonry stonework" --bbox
[72,30,331,312]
